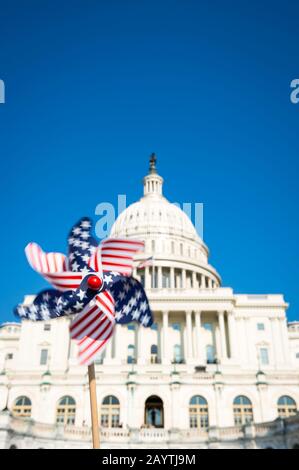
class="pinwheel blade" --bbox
[14,275,100,321]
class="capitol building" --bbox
[0,158,299,449]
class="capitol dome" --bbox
[110,154,221,289]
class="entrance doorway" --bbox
[144,395,164,428]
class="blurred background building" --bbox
[0,159,299,448]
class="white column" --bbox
[227,311,237,359]
[279,318,290,365]
[195,311,204,363]
[218,311,227,360]
[241,317,250,364]
[273,318,284,367]
[137,324,147,365]
[127,383,136,428]
[112,324,123,364]
[104,336,112,364]
[170,384,180,428]
[170,267,175,289]
[162,311,170,364]
[270,318,278,367]
[185,311,193,361]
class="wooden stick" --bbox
[88,363,100,449]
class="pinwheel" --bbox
[14,217,153,448]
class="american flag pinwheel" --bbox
[14,217,153,365]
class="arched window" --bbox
[233,396,253,425]
[101,395,120,428]
[150,344,158,364]
[56,396,76,425]
[277,396,297,418]
[127,344,135,364]
[189,396,209,429]
[12,396,32,418]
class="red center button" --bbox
[87,275,103,291]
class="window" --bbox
[233,396,253,425]
[296,352,299,359]
[173,344,182,363]
[44,324,51,331]
[180,243,183,256]
[127,324,135,331]
[6,353,13,360]
[12,396,32,418]
[186,271,192,288]
[189,396,209,429]
[162,268,170,288]
[171,241,175,254]
[151,240,155,252]
[206,344,215,363]
[56,396,76,425]
[150,344,159,364]
[127,344,135,364]
[172,323,181,331]
[151,323,158,331]
[260,348,269,365]
[277,396,297,418]
[101,395,120,428]
[257,323,265,331]
[175,270,182,288]
[40,349,48,365]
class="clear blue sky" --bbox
[0,1,298,323]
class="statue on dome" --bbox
[149,152,157,174]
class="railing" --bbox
[139,428,169,441]
[218,426,244,440]
[180,428,208,440]
[100,428,130,441]
[2,412,299,444]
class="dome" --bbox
[111,188,201,244]
[110,154,221,287]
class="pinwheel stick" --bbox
[88,362,100,449]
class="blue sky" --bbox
[0,1,298,323]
